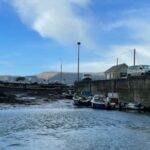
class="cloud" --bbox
[4,0,150,73]
[9,1,150,48]
[95,8,150,67]
[8,0,95,47]
[106,19,150,43]
[101,8,150,43]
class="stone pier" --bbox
[75,76,150,108]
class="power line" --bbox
[98,49,132,60]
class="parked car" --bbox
[81,74,92,81]
[127,65,150,77]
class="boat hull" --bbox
[80,101,91,106]
[126,105,144,110]
[92,102,106,109]
[73,99,91,106]
[73,99,80,105]
[65,95,73,99]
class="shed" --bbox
[105,63,128,79]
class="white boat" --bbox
[91,94,106,109]
[105,92,119,109]
[125,103,144,110]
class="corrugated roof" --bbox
[105,63,128,73]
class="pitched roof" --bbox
[105,63,128,73]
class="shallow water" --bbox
[0,100,150,150]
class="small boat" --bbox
[91,94,106,109]
[62,92,73,99]
[81,90,92,98]
[73,96,82,105]
[105,92,119,110]
[125,103,144,110]
[73,94,91,106]
[62,90,74,99]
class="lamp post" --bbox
[77,42,81,82]
[133,48,136,66]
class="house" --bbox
[105,63,128,79]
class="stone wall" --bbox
[75,76,150,107]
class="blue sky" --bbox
[0,0,150,75]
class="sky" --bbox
[0,0,150,75]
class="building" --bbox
[105,63,128,79]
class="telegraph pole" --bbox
[77,42,81,82]
[133,49,136,66]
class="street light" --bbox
[77,42,81,82]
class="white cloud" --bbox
[101,8,150,43]
[108,19,150,43]
[5,1,150,72]
[9,1,150,48]
[9,0,94,47]
[96,8,150,67]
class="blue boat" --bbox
[81,90,92,97]
[91,94,106,109]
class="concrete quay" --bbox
[75,75,150,109]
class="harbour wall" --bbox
[75,76,150,107]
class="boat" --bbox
[81,90,92,98]
[125,103,144,110]
[91,94,106,109]
[62,90,74,99]
[105,92,119,109]
[73,90,92,106]
[73,93,91,106]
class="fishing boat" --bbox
[125,103,144,110]
[105,92,119,110]
[73,94,91,106]
[62,90,74,99]
[91,94,106,109]
[81,90,92,98]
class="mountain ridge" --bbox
[0,72,105,84]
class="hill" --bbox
[36,72,105,84]
[0,72,105,84]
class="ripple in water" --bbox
[0,100,150,150]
